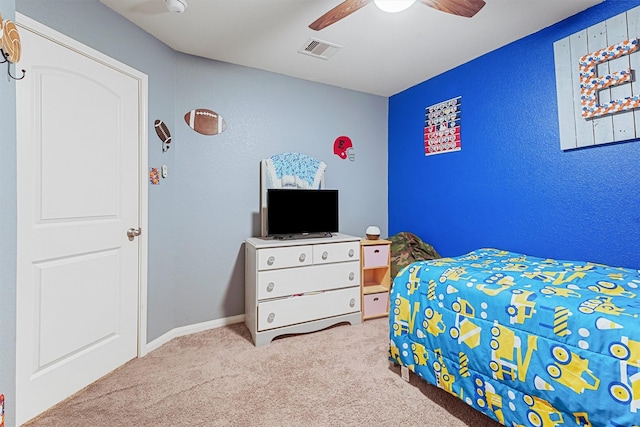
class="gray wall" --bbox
[13,0,387,347]
[0,1,17,425]
[173,54,389,325]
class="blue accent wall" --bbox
[389,0,640,269]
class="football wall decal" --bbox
[184,108,227,136]
[154,119,172,152]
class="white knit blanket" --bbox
[264,152,326,189]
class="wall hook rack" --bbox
[1,48,25,80]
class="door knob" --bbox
[127,227,142,241]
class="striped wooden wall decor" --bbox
[554,5,640,150]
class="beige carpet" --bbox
[24,318,502,427]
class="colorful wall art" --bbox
[554,5,640,150]
[424,96,461,156]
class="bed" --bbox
[388,247,640,427]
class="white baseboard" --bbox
[143,314,245,355]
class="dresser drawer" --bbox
[257,261,360,300]
[313,241,360,265]
[257,245,313,271]
[363,244,389,268]
[257,286,360,331]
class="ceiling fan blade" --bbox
[309,0,373,31]
[420,0,486,18]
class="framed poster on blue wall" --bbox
[424,96,461,156]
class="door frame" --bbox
[16,13,149,358]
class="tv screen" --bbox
[267,189,339,238]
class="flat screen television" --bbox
[266,189,339,238]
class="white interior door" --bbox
[15,16,147,426]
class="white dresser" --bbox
[245,233,362,346]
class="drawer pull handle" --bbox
[267,282,275,292]
[349,272,355,281]
[267,313,275,323]
[349,298,355,308]
[374,249,380,254]
[374,297,379,301]
[322,251,328,260]
[348,249,354,257]
[267,256,275,266]
[299,253,306,262]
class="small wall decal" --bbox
[333,136,354,161]
[424,96,461,156]
[154,119,172,152]
[149,167,160,185]
[184,108,227,136]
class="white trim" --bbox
[16,12,150,359]
[16,13,148,81]
[136,62,150,358]
[145,315,245,354]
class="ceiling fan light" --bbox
[165,0,187,13]
[373,0,416,13]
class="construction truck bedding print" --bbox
[388,248,640,427]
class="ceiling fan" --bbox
[309,0,486,31]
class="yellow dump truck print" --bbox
[523,394,564,427]
[609,337,640,413]
[433,348,459,398]
[476,273,515,297]
[609,362,640,414]
[489,321,537,382]
[392,295,420,336]
[506,289,537,325]
[609,336,640,368]
[540,286,582,298]
[405,265,422,295]
[546,345,600,394]
[449,298,481,349]
[578,296,638,318]
[423,307,446,337]
[587,280,636,299]
[473,375,505,424]
[438,266,472,283]
[411,342,429,366]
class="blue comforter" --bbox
[389,248,640,427]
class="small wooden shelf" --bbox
[360,238,392,321]
[363,284,388,294]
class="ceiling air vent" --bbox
[298,38,342,60]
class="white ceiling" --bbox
[99,0,603,97]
